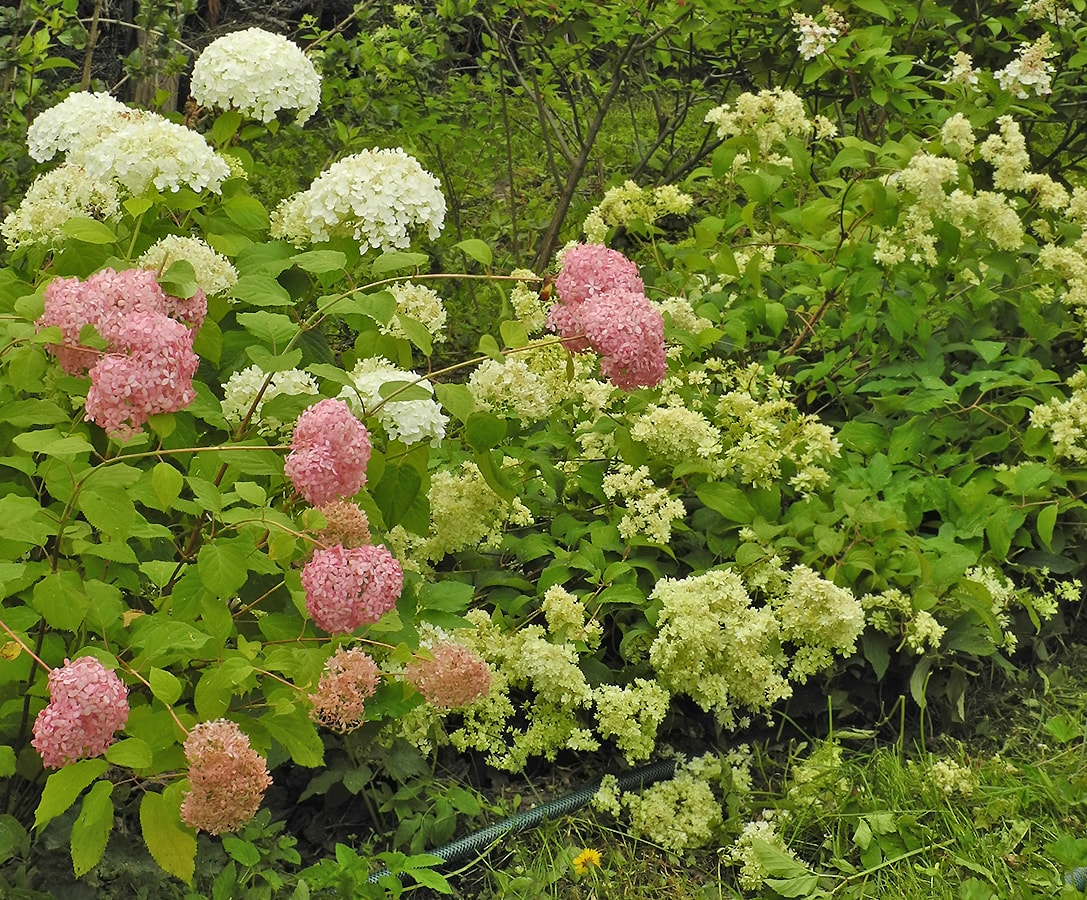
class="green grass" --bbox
[440,644,1087,899]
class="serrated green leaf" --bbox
[371,251,429,275]
[291,250,347,274]
[695,482,756,523]
[152,463,184,510]
[197,540,250,599]
[500,320,529,349]
[230,274,292,307]
[32,570,88,632]
[432,382,474,423]
[222,834,261,866]
[453,238,492,267]
[466,412,507,452]
[261,708,325,767]
[246,344,304,373]
[79,488,137,537]
[237,311,299,350]
[149,667,182,706]
[13,431,94,458]
[395,314,434,355]
[60,218,118,244]
[104,737,153,769]
[71,780,114,877]
[210,110,243,146]
[223,195,270,231]
[140,790,195,884]
[35,760,109,831]
[378,380,433,402]
[750,838,813,879]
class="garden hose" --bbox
[366,757,678,884]
[1065,866,1087,891]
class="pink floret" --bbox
[405,642,492,709]
[180,719,271,834]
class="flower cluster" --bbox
[301,543,403,633]
[314,500,372,549]
[592,678,670,763]
[421,461,534,560]
[31,657,129,768]
[404,641,492,708]
[630,403,722,464]
[547,245,666,390]
[270,148,446,250]
[221,366,319,436]
[1032,370,1087,462]
[468,343,580,423]
[284,399,371,505]
[582,180,694,243]
[1,163,120,250]
[861,587,947,653]
[382,281,448,342]
[38,268,202,438]
[726,813,799,890]
[27,92,231,195]
[338,358,448,445]
[309,647,380,731]
[137,235,238,296]
[995,34,1056,98]
[180,719,272,834]
[601,464,686,545]
[614,754,727,852]
[943,51,981,88]
[190,28,321,124]
[508,269,548,333]
[541,584,601,646]
[791,6,847,60]
[704,89,820,163]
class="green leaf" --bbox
[406,867,453,893]
[197,539,251,599]
[246,345,304,373]
[79,488,137,537]
[35,760,109,831]
[478,333,503,361]
[500,320,529,349]
[71,780,114,877]
[0,746,15,778]
[60,218,118,244]
[123,197,153,218]
[32,571,88,632]
[851,0,891,18]
[237,311,299,350]
[223,195,270,231]
[152,462,184,510]
[750,839,813,879]
[140,789,196,884]
[222,834,261,866]
[695,482,756,524]
[230,274,292,307]
[210,110,243,146]
[432,382,474,423]
[291,250,348,274]
[261,708,325,767]
[149,667,183,706]
[104,737,153,769]
[395,315,434,355]
[371,251,429,275]
[764,302,788,336]
[1036,504,1057,551]
[13,431,94,458]
[453,238,492,267]
[378,380,433,403]
[466,412,507,452]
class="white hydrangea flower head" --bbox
[26,91,134,162]
[338,357,447,445]
[270,148,446,250]
[1,163,120,250]
[382,281,448,341]
[75,114,232,194]
[138,234,238,296]
[191,28,321,125]
[221,365,319,436]
[943,51,980,88]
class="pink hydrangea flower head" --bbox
[83,312,199,439]
[545,301,592,353]
[37,268,203,438]
[31,657,129,768]
[180,719,272,835]
[553,243,644,306]
[309,647,380,732]
[317,499,372,549]
[579,290,667,390]
[301,543,403,634]
[284,398,371,506]
[404,642,492,709]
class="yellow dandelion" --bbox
[572,847,602,875]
